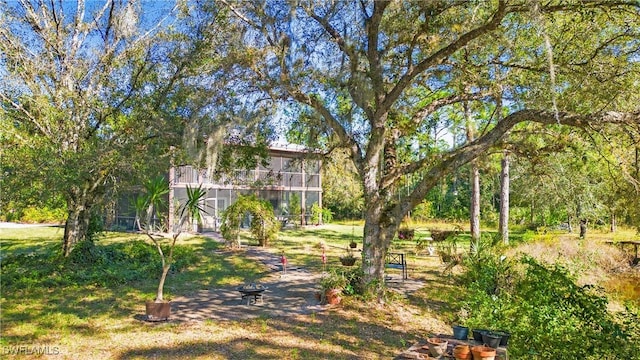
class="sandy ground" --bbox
[169,232,426,322]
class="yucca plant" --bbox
[137,178,207,303]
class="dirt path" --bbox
[170,232,327,322]
[169,232,426,322]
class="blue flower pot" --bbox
[452,325,469,340]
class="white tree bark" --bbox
[499,151,510,244]
[465,102,481,243]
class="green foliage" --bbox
[310,203,321,224]
[135,176,170,232]
[310,203,333,224]
[1,240,198,290]
[85,211,105,243]
[289,193,301,225]
[320,267,363,296]
[220,194,280,247]
[411,201,433,221]
[461,253,640,359]
[179,185,208,228]
[19,206,67,223]
[321,150,364,220]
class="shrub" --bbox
[461,253,640,359]
[221,194,280,247]
[397,228,415,240]
[411,201,433,221]
[2,241,199,289]
[310,203,333,224]
[21,206,66,223]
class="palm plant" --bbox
[134,176,169,232]
[137,179,207,303]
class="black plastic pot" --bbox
[494,331,511,346]
[482,332,502,349]
[472,329,488,342]
[452,325,469,340]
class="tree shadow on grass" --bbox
[281,228,360,243]
[406,269,464,316]
[116,311,414,360]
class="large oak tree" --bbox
[0,1,247,255]
[224,0,640,296]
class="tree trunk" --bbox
[470,162,481,244]
[361,200,398,302]
[62,194,92,257]
[498,151,510,244]
[567,214,573,233]
[465,101,480,244]
[156,263,171,302]
[610,212,616,232]
[530,201,535,225]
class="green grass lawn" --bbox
[0,224,458,359]
[1,223,637,359]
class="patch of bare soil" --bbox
[169,245,432,323]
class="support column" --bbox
[168,166,175,233]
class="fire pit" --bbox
[237,283,268,305]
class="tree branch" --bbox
[397,109,640,215]
[410,91,491,125]
[382,0,507,112]
[289,89,364,168]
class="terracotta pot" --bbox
[324,288,342,305]
[453,344,472,360]
[145,301,170,321]
[426,337,448,357]
[471,345,496,360]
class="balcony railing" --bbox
[174,166,319,189]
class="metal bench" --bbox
[386,252,408,280]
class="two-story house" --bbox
[168,143,322,232]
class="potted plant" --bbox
[349,239,357,249]
[136,179,207,321]
[339,247,357,266]
[319,268,348,305]
[452,307,470,339]
[482,331,502,349]
[397,227,415,240]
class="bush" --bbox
[397,228,415,240]
[310,203,333,224]
[20,206,66,223]
[1,241,199,289]
[221,195,280,247]
[411,201,432,221]
[461,253,640,359]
